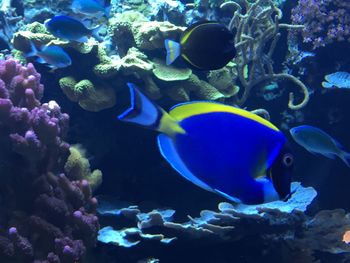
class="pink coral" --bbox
[291,0,350,49]
[0,58,99,262]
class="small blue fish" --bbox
[290,125,350,167]
[71,0,110,17]
[322,71,350,89]
[45,15,101,42]
[118,84,294,204]
[25,42,71,69]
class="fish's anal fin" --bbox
[90,25,103,41]
[339,151,350,168]
[25,41,38,58]
[35,57,46,64]
[157,134,214,193]
[321,81,334,89]
[255,177,279,203]
[322,152,336,160]
[333,139,350,167]
[76,36,89,43]
[165,39,181,65]
[213,189,242,203]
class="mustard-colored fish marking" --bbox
[180,22,220,45]
[169,102,279,132]
[168,41,176,62]
[181,53,202,69]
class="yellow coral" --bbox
[64,145,102,191]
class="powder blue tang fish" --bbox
[322,71,350,89]
[72,0,110,17]
[25,42,71,69]
[118,84,294,204]
[45,15,101,42]
[290,125,350,167]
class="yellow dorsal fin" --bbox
[169,102,279,132]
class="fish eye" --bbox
[283,153,294,167]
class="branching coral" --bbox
[222,0,309,110]
[0,58,99,262]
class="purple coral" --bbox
[291,0,350,49]
[0,58,99,262]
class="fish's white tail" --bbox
[339,150,350,168]
[118,83,185,138]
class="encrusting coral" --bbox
[0,58,100,262]
[97,183,350,261]
[59,77,116,112]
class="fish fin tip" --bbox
[105,5,111,17]
[213,189,242,203]
[76,36,89,43]
[322,152,336,160]
[35,57,46,64]
[339,151,350,168]
[91,25,103,41]
[165,39,180,65]
[321,81,334,88]
[25,41,38,58]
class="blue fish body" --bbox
[45,15,100,42]
[118,84,293,204]
[72,0,110,17]
[26,42,71,69]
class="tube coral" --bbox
[222,0,309,110]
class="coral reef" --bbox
[97,183,350,261]
[0,58,99,262]
[12,11,239,110]
[291,0,350,49]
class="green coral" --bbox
[59,77,116,112]
[152,59,192,81]
[12,15,240,112]
[64,144,103,191]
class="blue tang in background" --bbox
[71,0,110,17]
[118,84,294,204]
[290,125,350,167]
[25,42,72,69]
[45,15,101,42]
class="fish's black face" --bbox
[269,144,294,200]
